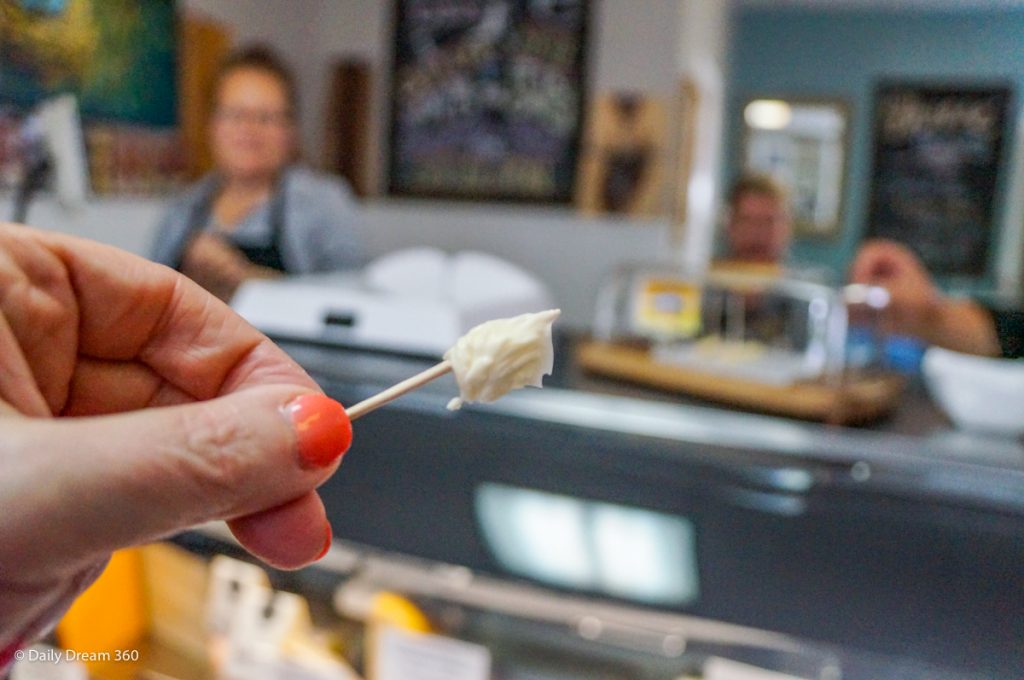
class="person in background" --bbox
[0,223,351,667]
[151,45,364,301]
[718,172,793,269]
[708,173,803,346]
[850,238,1024,358]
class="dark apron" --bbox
[172,177,288,273]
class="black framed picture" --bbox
[866,83,1011,277]
[387,0,589,203]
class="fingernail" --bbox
[285,394,352,468]
[316,523,332,561]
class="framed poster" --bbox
[741,97,850,239]
[0,0,183,194]
[1,0,178,125]
[387,0,589,203]
[866,83,1011,277]
[575,92,669,217]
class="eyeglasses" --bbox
[214,107,292,127]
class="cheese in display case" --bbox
[583,263,901,423]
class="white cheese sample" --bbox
[444,309,560,410]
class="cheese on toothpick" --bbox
[444,309,560,410]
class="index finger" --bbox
[25,225,317,400]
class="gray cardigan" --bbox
[150,166,365,273]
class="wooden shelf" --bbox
[576,340,905,424]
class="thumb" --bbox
[6,389,351,573]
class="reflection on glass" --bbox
[476,483,699,606]
[476,483,594,587]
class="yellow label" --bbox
[632,277,702,337]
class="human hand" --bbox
[849,238,999,355]
[179,232,256,300]
[0,224,351,652]
[848,238,943,339]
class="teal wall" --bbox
[727,6,1024,285]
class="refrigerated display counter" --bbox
[189,336,1024,679]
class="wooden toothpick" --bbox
[345,360,453,421]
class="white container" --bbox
[922,346,1024,437]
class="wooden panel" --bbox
[141,542,210,664]
[178,14,231,179]
[324,59,372,197]
[672,78,700,234]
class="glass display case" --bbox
[586,263,897,423]
[244,338,1024,680]
[593,263,891,385]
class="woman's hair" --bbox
[212,44,299,118]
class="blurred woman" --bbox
[151,45,364,300]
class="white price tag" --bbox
[206,555,270,634]
[375,626,490,680]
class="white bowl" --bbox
[922,347,1024,437]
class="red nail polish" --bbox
[286,394,352,468]
[316,523,333,561]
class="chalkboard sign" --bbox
[866,83,1011,277]
[387,0,589,202]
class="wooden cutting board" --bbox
[576,340,905,424]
